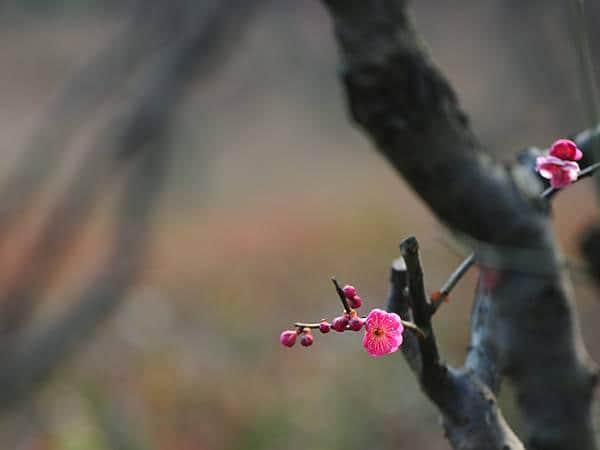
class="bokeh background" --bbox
[0,1,599,449]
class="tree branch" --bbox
[388,237,523,450]
[321,1,598,448]
[0,0,264,410]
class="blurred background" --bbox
[0,1,599,449]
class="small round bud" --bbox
[280,330,297,347]
[349,317,364,331]
[430,291,442,302]
[331,315,349,332]
[342,284,357,299]
[319,321,331,333]
[348,295,362,309]
[300,331,315,347]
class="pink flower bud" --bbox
[348,295,362,309]
[342,285,357,299]
[549,139,582,161]
[300,331,314,347]
[319,321,331,333]
[280,330,297,347]
[349,317,364,331]
[331,315,349,332]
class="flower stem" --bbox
[294,318,426,338]
[330,277,352,314]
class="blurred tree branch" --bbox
[321,0,598,448]
[0,0,263,410]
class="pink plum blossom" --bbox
[362,308,404,357]
[535,155,580,189]
[549,139,582,161]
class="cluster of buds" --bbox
[328,284,365,332]
[280,279,408,357]
[279,283,365,349]
[342,284,362,309]
[535,139,583,188]
[280,328,314,347]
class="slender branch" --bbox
[293,318,426,338]
[542,160,600,199]
[431,253,475,314]
[330,277,352,314]
[293,322,327,329]
[568,0,600,206]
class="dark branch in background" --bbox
[321,0,598,448]
[582,224,600,284]
[0,0,264,410]
[576,127,600,286]
[0,144,165,410]
[568,0,600,200]
[568,0,600,291]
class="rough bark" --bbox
[389,241,523,450]
[321,1,599,448]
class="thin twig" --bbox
[293,318,427,339]
[430,253,476,314]
[330,277,352,314]
[568,0,600,208]
[542,160,600,199]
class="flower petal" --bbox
[550,139,583,161]
[536,155,580,188]
[381,312,403,332]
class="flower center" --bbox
[373,327,384,337]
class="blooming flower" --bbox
[535,155,580,188]
[535,139,583,189]
[362,308,404,357]
[549,139,582,161]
